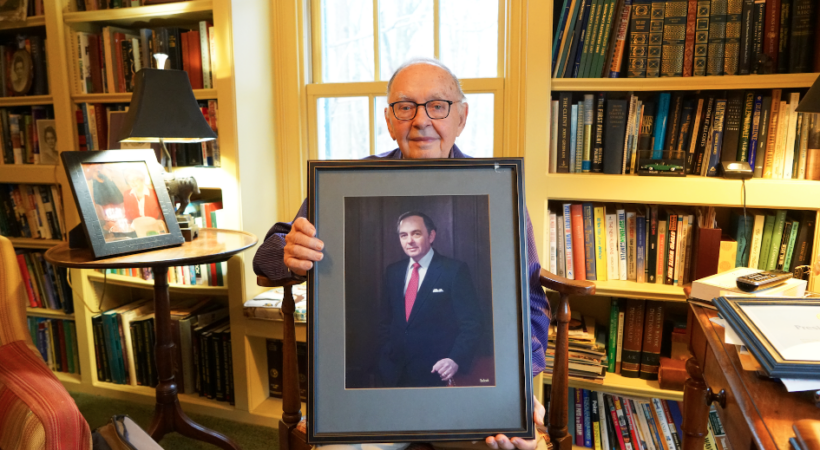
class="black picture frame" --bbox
[714,296,820,379]
[307,158,533,444]
[61,150,184,259]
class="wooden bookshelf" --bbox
[543,372,683,402]
[243,316,307,342]
[9,237,63,249]
[552,73,819,92]
[62,0,213,25]
[0,165,59,184]
[0,95,53,106]
[86,271,230,295]
[0,15,45,31]
[26,307,74,319]
[54,371,82,384]
[72,88,217,104]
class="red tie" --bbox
[405,262,421,321]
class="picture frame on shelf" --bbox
[0,0,28,22]
[306,158,534,444]
[714,296,820,379]
[61,149,184,259]
[36,119,58,165]
[10,49,33,94]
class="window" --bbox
[308,0,503,160]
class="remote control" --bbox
[736,270,793,293]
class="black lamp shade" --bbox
[796,73,820,113]
[118,69,217,143]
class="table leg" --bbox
[147,265,241,450]
[681,357,709,450]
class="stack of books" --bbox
[550,89,819,179]
[0,184,65,240]
[17,250,72,313]
[546,312,608,382]
[552,0,818,78]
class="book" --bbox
[564,204,576,280]
[593,93,606,171]
[707,0,729,76]
[721,90,745,163]
[572,204,588,280]
[621,299,646,378]
[766,209,788,270]
[661,0,688,77]
[606,208,621,280]
[605,99,629,174]
[737,0,755,74]
[609,0,635,77]
[694,0,712,76]
[559,93,573,172]
[594,204,608,280]
[639,301,665,380]
[723,0,743,75]
[628,0,653,77]
[608,299,620,373]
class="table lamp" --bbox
[118,54,217,170]
[796,73,820,113]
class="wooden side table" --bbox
[45,228,257,450]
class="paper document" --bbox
[738,305,820,362]
[780,378,820,392]
[709,317,744,345]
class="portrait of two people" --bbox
[344,195,495,389]
[82,161,169,242]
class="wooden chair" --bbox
[258,268,594,450]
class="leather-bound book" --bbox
[628,0,653,77]
[763,0,781,72]
[639,301,665,380]
[620,299,646,378]
[658,357,687,391]
[788,0,816,73]
[691,226,722,281]
[723,0,743,75]
[683,0,698,76]
[707,0,728,76]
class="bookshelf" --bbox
[0,0,284,429]
[524,1,820,402]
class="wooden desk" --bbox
[45,229,257,450]
[682,303,820,450]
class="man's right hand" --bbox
[284,217,324,276]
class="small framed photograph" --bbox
[0,0,28,22]
[36,119,58,165]
[307,159,533,444]
[10,49,32,94]
[61,150,184,259]
[714,296,820,379]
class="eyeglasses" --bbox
[389,100,455,121]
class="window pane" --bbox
[379,0,434,81]
[318,97,371,160]
[439,0,498,78]
[457,93,494,157]
[374,96,395,154]
[321,0,375,82]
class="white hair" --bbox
[386,57,466,101]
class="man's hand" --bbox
[485,395,547,450]
[284,217,324,276]
[431,358,459,381]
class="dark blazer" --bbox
[377,251,482,387]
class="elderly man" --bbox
[253,58,550,450]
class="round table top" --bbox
[44,228,258,269]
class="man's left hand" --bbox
[485,395,547,450]
[431,358,459,381]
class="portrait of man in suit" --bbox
[343,195,494,390]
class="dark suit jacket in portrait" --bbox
[377,251,482,388]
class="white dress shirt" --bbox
[403,248,435,294]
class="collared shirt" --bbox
[403,249,435,294]
[129,185,151,217]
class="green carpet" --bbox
[70,392,279,450]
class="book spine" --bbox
[706,99,728,176]
[738,0,755,74]
[677,100,696,156]
[571,104,579,172]
[652,398,677,450]
[724,0,744,75]
[748,94,764,169]
[665,94,684,153]
[789,211,815,271]
[552,0,576,73]
[763,90,782,177]
[558,93,572,173]
[683,0,698,76]
[610,0,634,77]
[605,99,629,174]
[767,209,788,270]
[557,0,584,77]
[583,203,598,280]
[692,97,714,173]
[618,208,628,279]
[608,299,620,373]
[782,219,799,271]
[577,0,599,77]
[594,0,619,77]
[628,0,653,77]
[776,0,790,73]
[607,212,620,279]
[613,396,636,450]
[798,112,810,179]
[647,0,666,78]
[647,206,659,282]
[737,91,755,161]
[564,204,576,280]
[576,103,585,171]
[593,93,606,171]
[789,0,816,72]
[707,0,729,76]
[653,93,671,158]
[656,220,667,283]
[606,395,630,450]
[584,94,594,170]
[639,301,665,380]
[570,0,594,78]
[621,299,646,378]
[662,1,688,77]
[594,205,608,280]
[627,210,637,279]
[722,91,745,163]
[584,389,593,447]
[576,389,585,445]
[694,0,712,75]
[763,0,781,71]
[636,213,647,283]
[751,0,767,73]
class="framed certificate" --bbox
[307,159,534,443]
[714,296,820,379]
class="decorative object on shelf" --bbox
[162,172,200,241]
[713,296,820,379]
[118,60,217,171]
[10,48,32,94]
[36,119,58,165]
[61,149,184,259]
[0,0,28,22]
[306,158,534,443]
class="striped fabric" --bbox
[0,340,91,450]
[251,145,552,376]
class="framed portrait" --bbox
[36,119,58,165]
[61,150,184,259]
[0,0,27,22]
[10,49,32,94]
[307,159,533,444]
[714,296,820,379]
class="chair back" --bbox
[0,235,33,347]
